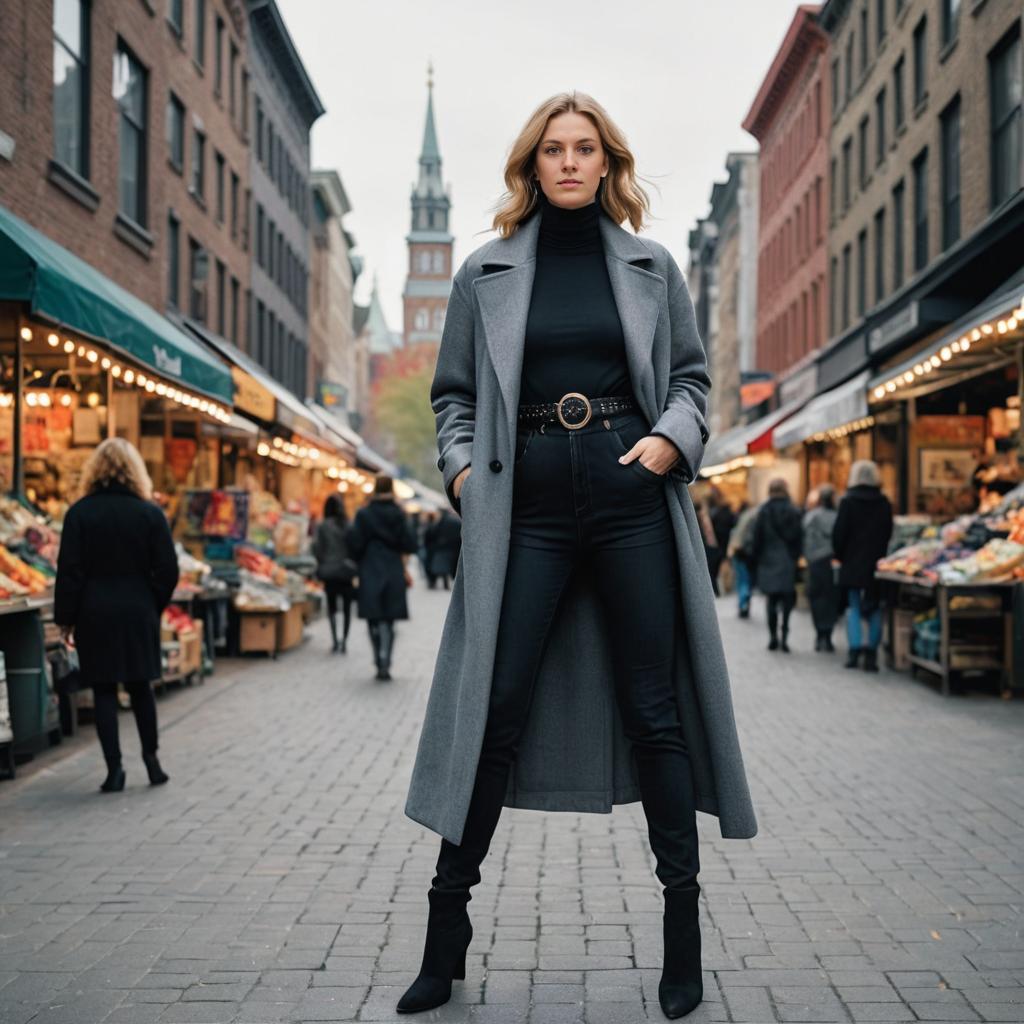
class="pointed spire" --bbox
[419,60,440,164]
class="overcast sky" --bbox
[279,0,806,330]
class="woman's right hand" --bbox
[453,465,471,501]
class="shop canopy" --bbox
[774,370,872,449]
[182,318,325,441]
[700,398,806,476]
[0,204,233,402]
[867,267,1024,404]
[302,400,361,461]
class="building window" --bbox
[893,53,906,129]
[230,276,239,344]
[190,126,205,200]
[53,0,90,178]
[830,255,839,336]
[860,6,868,73]
[912,16,927,108]
[166,92,184,172]
[240,68,249,138]
[193,0,205,67]
[214,150,224,222]
[856,228,868,317]
[215,258,225,335]
[858,115,869,189]
[188,237,207,322]
[892,178,905,289]
[167,212,180,308]
[255,98,263,161]
[229,41,238,118]
[841,243,851,330]
[415,309,428,331]
[912,147,928,271]
[841,136,852,211]
[230,170,239,238]
[256,300,266,365]
[876,0,886,44]
[433,250,444,273]
[941,0,960,48]
[830,156,837,219]
[213,15,223,95]
[167,0,182,35]
[990,26,1022,209]
[113,42,147,226]
[940,95,961,249]
[874,207,886,304]
[875,87,887,166]
[845,32,854,102]
[255,204,264,266]
[831,58,840,113]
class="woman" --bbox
[312,494,358,653]
[832,460,894,672]
[707,488,736,594]
[751,478,802,653]
[727,501,757,619]
[424,509,461,591]
[398,92,757,1021]
[802,485,840,652]
[344,475,418,682]
[54,437,179,792]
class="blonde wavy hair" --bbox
[491,91,653,239]
[79,437,153,500]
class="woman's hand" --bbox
[60,624,75,647]
[453,465,471,500]
[618,435,681,476]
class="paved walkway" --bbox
[1,577,1022,1024]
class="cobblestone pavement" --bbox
[1,577,1022,1024]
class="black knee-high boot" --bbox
[396,756,510,1014]
[377,621,395,680]
[367,620,382,671]
[632,744,703,1020]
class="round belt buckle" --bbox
[556,392,592,430]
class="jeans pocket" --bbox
[513,429,535,466]
[610,425,664,481]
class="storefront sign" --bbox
[869,302,919,354]
[912,415,985,448]
[152,345,184,377]
[318,379,349,410]
[779,364,818,407]
[231,367,276,421]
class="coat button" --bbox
[489,459,502,473]
[437,456,445,471]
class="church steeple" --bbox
[403,61,454,349]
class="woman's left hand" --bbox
[617,434,681,476]
[403,568,414,588]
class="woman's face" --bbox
[533,111,608,209]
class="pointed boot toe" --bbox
[659,885,703,1019]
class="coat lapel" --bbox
[472,205,667,447]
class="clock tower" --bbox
[403,63,453,350]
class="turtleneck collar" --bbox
[537,190,602,252]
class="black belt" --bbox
[517,391,636,430]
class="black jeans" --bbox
[325,579,356,640]
[92,681,159,765]
[434,408,700,893]
[765,592,796,639]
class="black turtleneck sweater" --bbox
[519,192,631,405]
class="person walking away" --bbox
[751,479,802,652]
[727,501,757,618]
[694,499,721,596]
[313,494,358,653]
[832,460,893,671]
[345,475,419,681]
[802,485,840,652]
[707,488,736,595]
[425,509,462,591]
[54,438,179,791]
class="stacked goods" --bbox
[234,570,290,611]
[234,544,288,586]
[935,539,1024,584]
[0,546,51,598]
[162,605,195,634]
[0,497,61,597]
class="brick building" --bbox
[0,0,251,338]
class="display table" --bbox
[232,603,306,658]
[876,572,1021,696]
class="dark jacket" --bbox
[751,496,802,595]
[709,503,736,553]
[54,482,179,686]
[832,484,894,589]
[424,512,462,578]
[345,498,419,620]
[312,517,356,582]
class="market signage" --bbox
[152,345,184,377]
[231,367,276,421]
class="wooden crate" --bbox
[276,604,304,651]
[179,622,204,676]
[239,611,280,655]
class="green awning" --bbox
[0,203,233,402]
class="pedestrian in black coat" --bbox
[345,475,419,681]
[751,478,803,652]
[832,460,894,671]
[313,493,358,654]
[54,438,179,792]
[424,510,462,590]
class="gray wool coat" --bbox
[403,204,759,845]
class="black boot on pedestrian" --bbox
[814,633,823,652]
[862,647,879,672]
[767,633,779,651]
[377,621,394,681]
[844,647,861,669]
[142,752,169,786]
[395,887,472,1014]
[368,621,383,678]
[822,633,835,653]
[100,758,126,793]
[659,883,703,1019]
[327,614,339,653]
[780,629,791,654]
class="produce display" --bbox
[878,482,1024,583]
[234,544,288,586]
[0,496,59,601]
[162,605,198,634]
[234,569,291,612]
